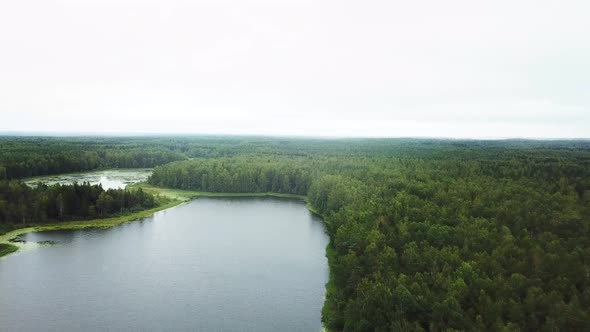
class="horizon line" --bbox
[0,130,589,141]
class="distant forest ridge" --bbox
[1,136,589,180]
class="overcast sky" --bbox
[0,0,588,138]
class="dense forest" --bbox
[2,136,590,330]
[4,136,589,180]
[147,139,590,331]
[0,181,156,234]
[0,137,186,179]
[148,157,316,195]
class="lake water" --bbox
[24,169,152,190]
[0,198,329,331]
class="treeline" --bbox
[4,136,589,181]
[0,137,186,179]
[148,144,590,331]
[0,181,156,231]
[310,170,590,331]
[149,157,317,195]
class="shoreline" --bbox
[21,168,154,183]
[130,183,307,201]
[0,182,331,330]
[0,184,311,258]
[0,199,184,257]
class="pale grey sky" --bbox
[0,0,588,138]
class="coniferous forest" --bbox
[0,181,156,234]
[1,136,590,330]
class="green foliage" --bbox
[0,136,186,179]
[2,136,590,330]
[0,243,18,257]
[146,138,590,331]
[0,181,156,227]
[148,157,314,195]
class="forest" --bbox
[0,136,186,179]
[0,181,156,235]
[1,136,590,330]
[147,139,590,331]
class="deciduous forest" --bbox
[1,136,589,330]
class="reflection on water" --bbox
[0,198,329,332]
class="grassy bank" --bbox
[1,183,311,259]
[0,199,183,258]
[130,183,306,201]
[0,181,330,329]
[0,243,18,257]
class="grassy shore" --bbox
[0,183,312,258]
[0,243,18,257]
[0,199,183,257]
[0,182,329,329]
[129,183,307,201]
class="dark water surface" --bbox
[0,198,329,331]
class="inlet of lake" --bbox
[24,169,153,190]
[0,198,329,331]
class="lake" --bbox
[0,198,329,331]
[24,169,153,190]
